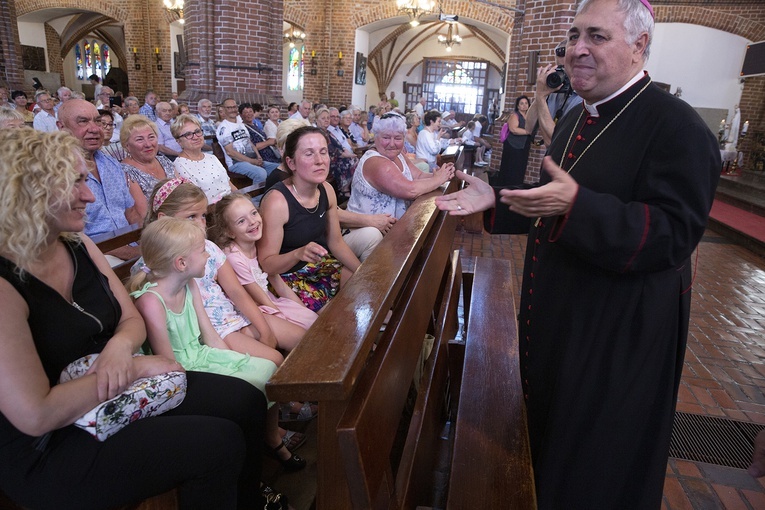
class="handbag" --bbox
[59,353,187,441]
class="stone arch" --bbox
[655,6,765,42]
[351,0,516,33]
[15,0,128,23]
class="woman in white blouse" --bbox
[264,105,281,140]
[415,110,447,171]
[172,114,237,204]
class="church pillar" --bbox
[182,0,285,106]
[44,23,64,87]
[0,0,25,91]
[296,0,354,106]
[123,0,174,101]
[492,0,577,182]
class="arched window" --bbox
[287,45,304,91]
[74,38,112,81]
[84,42,92,77]
[75,43,84,80]
[424,59,488,115]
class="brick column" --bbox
[45,23,64,87]
[0,0,24,91]
[183,0,285,106]
[491,0,576,182]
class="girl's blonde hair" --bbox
[209,192,253,249]
[0,129,83,275]
[127,217,205,292]
[145,178,208,225]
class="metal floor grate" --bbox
[669,412,765,469]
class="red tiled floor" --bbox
[453,227,765,508]
[711,485,749,510]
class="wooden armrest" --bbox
[92,223,142,253]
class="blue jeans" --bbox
[261,161,280,176]
[229,161,267,185]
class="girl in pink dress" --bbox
[211,193,317,346]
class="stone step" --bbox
[716,170,765,218]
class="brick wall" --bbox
[44,22,63,86]
[183,0,284,107]
[0,0,25,90]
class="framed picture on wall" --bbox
[355,52,367,85]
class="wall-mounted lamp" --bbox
[133,47,141,70]
[310,50,317,75]
[337,51,344,77]
[155,47,163,71]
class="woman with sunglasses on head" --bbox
[172,114,238,205]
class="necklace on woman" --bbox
[292,183,320,214]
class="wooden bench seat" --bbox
[447,257,536,509]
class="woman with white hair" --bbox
[347,112,454,221]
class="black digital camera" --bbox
[546,65,572,95]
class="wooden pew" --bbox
[267,180,534,509]
[447,257,536,509]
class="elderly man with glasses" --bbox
[32,90,58,133]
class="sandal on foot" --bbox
[280,401,318,422]
[259,483,290,510]
[282,430,307,451]
[265,441,306,472]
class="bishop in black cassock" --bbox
[437,0,721,507]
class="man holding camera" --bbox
[528,40,582,145]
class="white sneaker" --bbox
[474,161,488,167]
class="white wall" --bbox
[647,23,749,120]
[17,21,49,72]
[170,21,184,94]
[352,29,370,108]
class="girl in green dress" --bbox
[129,217,305,471]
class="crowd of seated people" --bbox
[0,84,480,507]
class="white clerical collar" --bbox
[584,70,646,118]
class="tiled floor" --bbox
[452,226,765,509]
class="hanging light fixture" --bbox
[283,25,306,48]
[163,0,184,20]
[397,0,435,27]
[437,23,462,52]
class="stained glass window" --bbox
[75,43,83,80]
[84,42,92,77]
[287,46,304,91]
[93,42,101,74]
[102,44,111,75]
[74,38,111,81]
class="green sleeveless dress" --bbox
[131,283,277,400]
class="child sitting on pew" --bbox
[210,192,318,339]
[129,217,306,472]
[462,121,487,167]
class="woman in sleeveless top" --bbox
[0,129,271,509]
[258,126,361,312]
[347,112,455,221]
